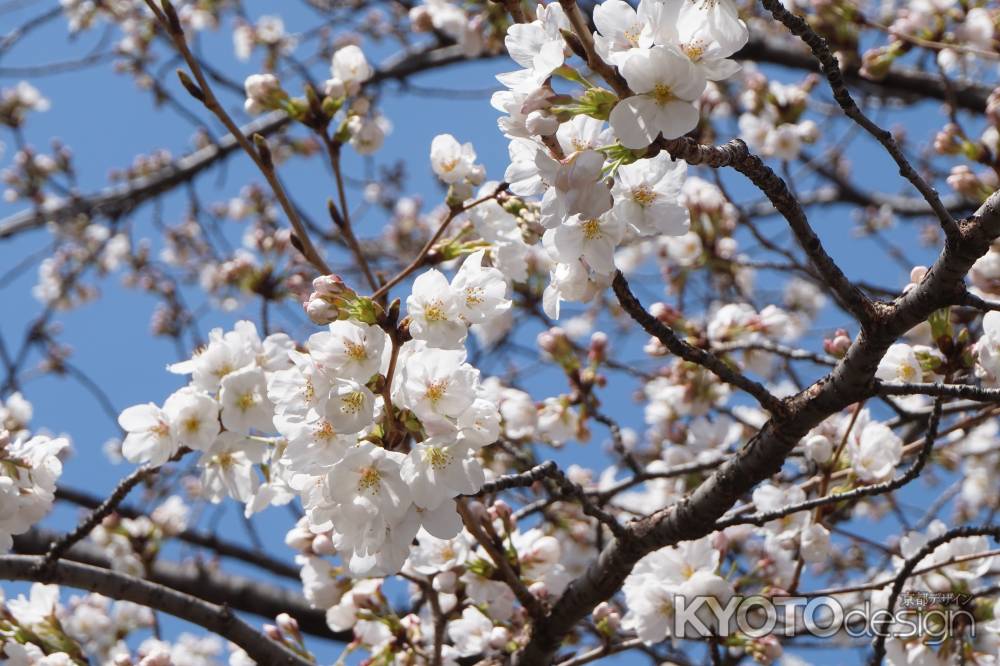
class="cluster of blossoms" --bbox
[232,14,297,62]
[88,495,190,577]
[738,73,820,161]
[243,44,390,156]
[484,0,752,319]
[0,81,49,129]
[117,234,513,575]
[286,496,583,661]
[409,0,486,57]
[622,535,732,643]
[6,0,1000,662]
[0,391,68,553]
[869,1,998,77]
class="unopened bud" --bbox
[803,434,833,464]
[264,624,283,642]
[490,499,513,523]
[176,70,205,103]
[312,533,336,556]
[285,525,313,551]
[823,328,852,358]
[946,165,981,197]
[488,626,511,649]
[277,612,300,638]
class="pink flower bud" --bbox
[491,499,512,522]
[264,624,283,641]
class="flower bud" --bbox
[528,580,549,598]
[324,77,346,99]
[304,296,339,325]
[823,329,852,358]
[491,499,513,523]
[803,434,832,464]
[277,612,300,639]
[489,626,511,649]
[350,97,371,115]
[312,533,337,556]
[946,165,981,197]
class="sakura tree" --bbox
[1,0,999,664]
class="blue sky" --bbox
[0,0,970,663]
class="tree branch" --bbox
[612,270,787,414]
[876,381,1000,402]
[54,485,300,580]
[0,43,475,240]
[512,190,1000,665]
[715,399,942,529]
[868,525,1000,665]
[12,528,349,642]
[737,35,992,113]
[661,137,876,326]
[0,554,312,666]
[758,0,959,239]
[35,447,190,575]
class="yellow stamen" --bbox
[465,286,485,308]
[581,218,602,240]
[424,301,447,322]
[425,379,448,404]
[236,393,256,412]
[341,391,366,414]
[343,340,368,362]
[425,446,451,470]
[631,184,658,207]
[652,83,675,106]
[358,466,381,494]
[316,420,336,441]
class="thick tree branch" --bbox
[876,381,1000,402]
[0,554,312,666]
[513,190,1000,665]
[715,399,942,529]
[13,528,349,642]
[661,138,876,326]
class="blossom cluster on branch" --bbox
[2,0,1000,664]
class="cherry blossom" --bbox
[609,46,706,149]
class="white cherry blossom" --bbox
[406,269,468,349]
[611,153,690,236]
[610,46,706,149]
